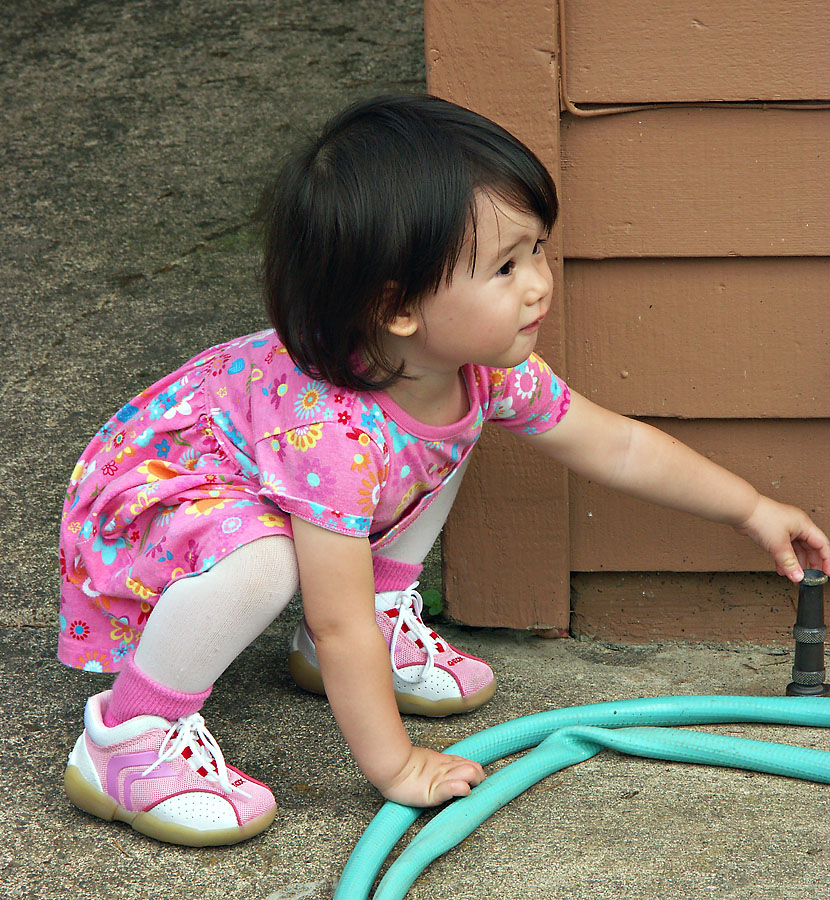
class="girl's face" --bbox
[399,193,553,376]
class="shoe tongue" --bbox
[374,582,421,610]
[375,588,416,612]
[374,589,398,611]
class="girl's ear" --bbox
[382,282,420,337]
[386,309,419,338]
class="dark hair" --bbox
[261,93,558,390]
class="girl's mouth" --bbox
[520,316,544,334]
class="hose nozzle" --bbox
[786,570,830,697]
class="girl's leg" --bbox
[106,535,298,724]
[290,457,495,715]
[67,536,297,846]
[373,456,470,589]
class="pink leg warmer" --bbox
[103,655,212,727]
[372,556,423,593]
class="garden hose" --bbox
[334,695,830,900]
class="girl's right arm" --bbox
[290,514,485,806]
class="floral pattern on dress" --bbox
[58,330,569,671]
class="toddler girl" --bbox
[59,94,830,847]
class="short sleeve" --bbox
[253,421,389,538]
[487,353,570,435]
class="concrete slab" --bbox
[3,2,829,898]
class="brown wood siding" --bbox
[565,258,830,419]
[426,0,829,641]
[562,1,830,103]
[426,0,572,632]
[569,419,829,571]
[570,572,797,644]
[443,435,570,630]
[561,109,830,258]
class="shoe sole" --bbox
[287,650,497,717]
[64,764,277,847]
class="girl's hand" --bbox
[379,746,486,807]
[734,495,830,583]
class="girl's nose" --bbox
[526,260,552,302]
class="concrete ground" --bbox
[2,2,829,898]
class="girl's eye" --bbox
[497,238,547,275]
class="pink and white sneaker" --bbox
[64,691,277,846]
[288,584,496,716]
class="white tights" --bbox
[133,458,469,694]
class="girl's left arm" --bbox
[523,390,830,582]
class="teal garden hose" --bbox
[334,695,830,900]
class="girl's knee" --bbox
[242,535,299,600]
[208,536,299,610]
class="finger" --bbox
[814,536,830,575]
[797,545,824,574]
[808,549,830,577]
[431,779,472,805]
[444,755,486,782]
[441,767,485,793]
[773,542,804,583]
[795,526,830,575]
[794,544,810,572]
[444,753,480,766]
[455,766,485,787]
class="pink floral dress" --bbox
[58,329,570,672]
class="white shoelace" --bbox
[141,712,251,798]
[387,584,443,685]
